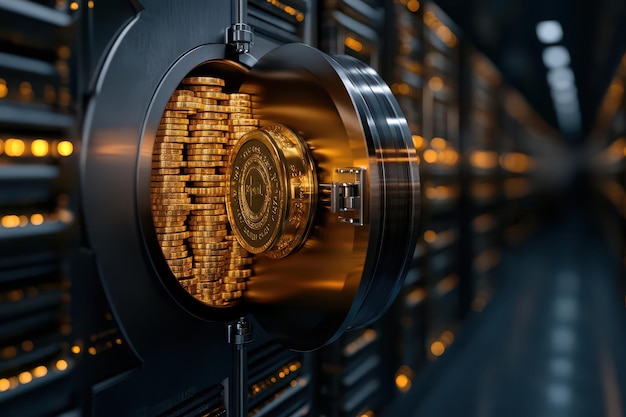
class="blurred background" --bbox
[0,0,625,416]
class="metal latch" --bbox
[330,168,366,226]
[226,0,254,54]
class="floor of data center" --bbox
[387,200,626,417]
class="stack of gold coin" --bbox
[151,97,195,290]
[151,75,261,307]
[224,93,259,151]
[221,236,253,302]
[181,76,232,306]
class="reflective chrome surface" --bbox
[241,43,420,350]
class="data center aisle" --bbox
[402,203,626,417]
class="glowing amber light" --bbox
[69,1,79,10]
[441,330,455,344]
[21,340,34,352]
[395,373,412,392]
[412,135,425,150]
[30,214,44,226]
[2,215,20,228]
[397,83,410,95]
[430,137,447,150]
[428,76,444,91]
[0,378,10,392]
[33,366,48,378]
[57,141,74,156]
[71,345,81,354]
[32,139,49,157]
[423,149,437,163]
[0,78,8,98]
[470,150,499,169]
[56,359,68,371]
[88,347,97,355]
[407,0,420,12]
[501,152,531,173]
[18,371,32,384]
[88,0,94,7]
[19,82,33,100]
[423,229,437,243]
[359,412,374,417]
[5,138,25,157]
[296,12,304,22]
[430,341,446,356]
[344,36,363,53]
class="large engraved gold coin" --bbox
[227,124,317,258]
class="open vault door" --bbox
[83,42,420,352]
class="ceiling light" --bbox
[542,46,570,68]
[536,20,563,44]
[547,67,574,90]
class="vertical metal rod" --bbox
[226,0,254,54]
[228,317,253,417]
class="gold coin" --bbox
[151,161,186,169]
[189,130,227,137]
[162,110,190,118]
[187,148,228,155]
[157,240,185,248]
[186,160,226,168]
[229,93,251,100]
[161,249,189,259]
[155,203,193,211]
[188,206,225,213]
[160,117,189,125]
[158,123,189,131]
[171,95,202,103]
[188,236,226,244]
[151,168,181,175]
[229,257,254,267]
[155,224,187,233]
[189,225,228,234]
[193,197,227,204]
[189,124,230,132]
[184,167,218,175]
[156,128,189,136]
[222,276,247,284]
[154,142,185,149]
[153,221,186,229]
[188,174,226,182]
[150,174,190,182]
[186,187,226,195]
[191,112,229,120]
[228,118,259,126]
[158,231,191,241]
[222,99,252,107]
[150,186,186,193]
[222,291,243,300]
[158,135,191,143]
[188,136,228,144]
[199,98,219,106]
[187,143,224,149]
[165,101,202,110]
[191,182,229,189]
[154,153,184,160]
[167,256,193,266]
[186,155,223,163]
[152,209,190,216]
[227,269,252,278]
[229,113,253,119]
[189,241,230,250]
[223,282,247,291]
[182,77,226,86]
[228,124,255,131]
[194,91,229,100]
[170,89,194,97]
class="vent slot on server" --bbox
[157,383,226,417]
[248,0,308,44]
[248,338,310,417]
